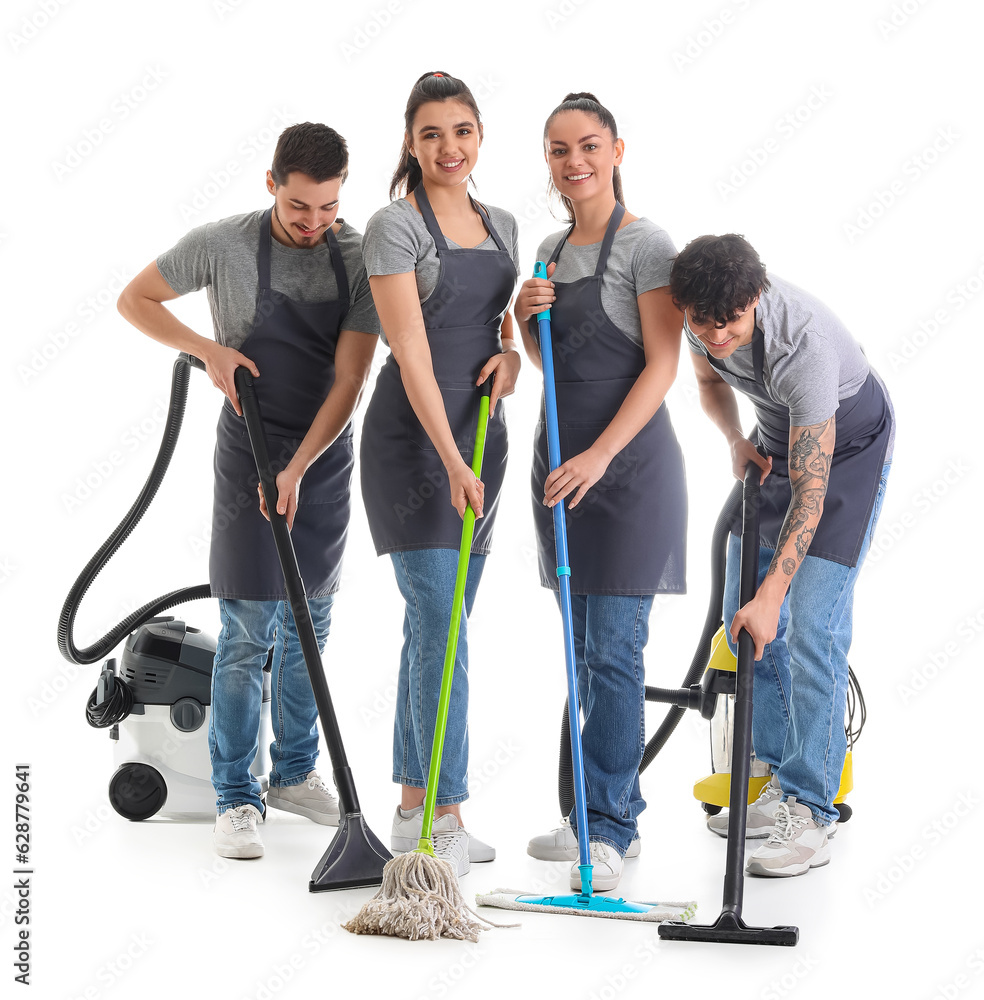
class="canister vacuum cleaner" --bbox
[58,354,271,821]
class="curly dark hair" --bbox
[669,234,770,327]
[271,122,348,185]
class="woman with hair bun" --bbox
[359,71,520,876]
[515,93,687,893]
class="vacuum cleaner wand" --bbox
[659,463,799,945]
[203,357,389,891]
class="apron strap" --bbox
[594,202,626,276]
[547,224,575,266]
[413,183,505,253]
[411,184,448,251]
[324,227,350,307]
[471,199,508,252]
[546,203,626,272]
[257,207,349,305]
[751,321,766,387]
[257,207,274,291]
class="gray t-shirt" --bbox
[361,198,520,343]
[685,273,895,453]
[156,209,380,350]
[535,219,677,347]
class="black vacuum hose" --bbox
[57,354,211,665]
[558,479,743,818]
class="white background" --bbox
[5,1,982,997]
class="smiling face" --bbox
[407,99,482,189]
[545,108,624,204]
[685,296,760,358]
[265,170,342,247]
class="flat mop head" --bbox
[344,852,501,942]
[477,889,697,924]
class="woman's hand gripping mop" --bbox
[476,263,697,923]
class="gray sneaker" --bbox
[390,805,494,862]
[266,770,340,826]
[430,813,470,878]
[707,776,838,840]
[527,818,641,861]
[213,804,264,859]
[745,798,831,877]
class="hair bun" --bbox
[562,91,601,105]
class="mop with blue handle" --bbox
[477,262,696,923]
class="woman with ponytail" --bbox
[515,93,687,892]
[359,72,520,875]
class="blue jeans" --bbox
[723,462,891,825]
[209,596,333,813]
[561,593,654,856]
[390,549,486,806]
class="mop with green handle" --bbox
[345,376,510,941]
[476,262,696,924]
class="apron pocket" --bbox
[407,383,480,455]
[561,422,641,493]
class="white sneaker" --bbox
[430,814,470,878]
[528,818,641,861]
[707,776,837,839]
[390,805,495,862]
[266,770,340,826]
[213,804,264,859]
[745,798,831,877]
[569,842,623,893]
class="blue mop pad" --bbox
[476,889,696,924]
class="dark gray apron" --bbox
[531,205,687,595]
[701,320,892,566]
[360,185,515,555]
[209,209,352,599]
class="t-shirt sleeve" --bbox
[155,223,212,295]
[769,331,840,427]
[683,321,706,355]
[342,264,381,336]
[361,204,420,277]
[631,225,677,295]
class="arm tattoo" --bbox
[766,417,835,580]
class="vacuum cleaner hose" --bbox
[558,479,743,817]
[57,355,211,665]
